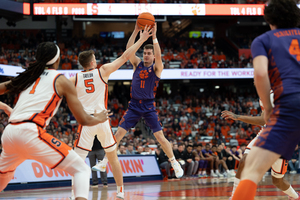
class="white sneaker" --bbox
[223,172,228,177]
[216,172,224,177]
[290,170,297,174]
[211,171,218,177]
[116,192,124,199]
[172,162,184,178]
[92,160,107,172]
[229,171,236,177]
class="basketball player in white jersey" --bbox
[0,42,111,200]
[69,26,153,200]
[222,91,299,200]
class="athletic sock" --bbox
[169,156,176,165]
[231,177,240,197]
[283,185,299,199]
[232,179,257,200]
[102,156,108,164]
[117,185,124,193]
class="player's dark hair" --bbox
[187,145,193,149]
[78,50,94,68]
[144,44,154,54]
[264,0,300,28]
[6,42,59,94]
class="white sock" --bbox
[231,177,240,197]
[283,185,299,199]
[216,169,220,174]
[103,156,108,163]
[226,169,230,173]
[211,169,214,174]
[202,171,206,175]
[169,156,176,164]
[117,185,124,193]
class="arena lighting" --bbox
[215,85,220,89]
[199,88,204,92]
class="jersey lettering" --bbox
[29,78,41,94]
[84,79,95,93]
[289,39,300,61]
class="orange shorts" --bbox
[0,123,71,173]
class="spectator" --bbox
[89,136,108,188]
[134,127,142,138]
[126,143,136,155]
[202,143,222,177]
[183,145,199,177]
[156,148,173,179]
[117,145,126,155]
[289,145,299,174]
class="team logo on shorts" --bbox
[51,138,62,147]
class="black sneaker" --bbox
[103,183,108,188]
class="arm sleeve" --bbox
[251,34,269,59]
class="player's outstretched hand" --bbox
[221,110,238,120]
[94,109,113,123]
[135,22,142,32]
[139,25,153,42]
[0,101,12,116]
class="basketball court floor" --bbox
[1,174,300,200]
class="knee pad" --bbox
[271,170,285,179]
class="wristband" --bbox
[153,38,158,44]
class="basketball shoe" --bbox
[171,161,184,178]
[289,193,300,200]
[117,192,124,199]
[92,160,106,172]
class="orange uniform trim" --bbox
[29,93,61,128]
[37,125,71,169]
[74,125,91,151]
[53,74,63,98]
[103,126,117,149]
[98,69,108,85]
[272,159,288,174]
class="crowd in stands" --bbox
[0,30,254,69]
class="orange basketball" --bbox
[137,12,155,30]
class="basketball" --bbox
[137,12,155,29]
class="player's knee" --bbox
[272,175,284,187]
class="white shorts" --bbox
[74,120,117,153]
[0,123,72,172]
[245,128,287,178]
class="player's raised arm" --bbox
[221,110,265,126]
[101,26,152,80]
[152,23,163,78]
[0,81,11,95]
[56,75,112,126]
[126,23,142,69]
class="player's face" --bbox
[143,49,154,64]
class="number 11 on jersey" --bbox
[140,80,145,88]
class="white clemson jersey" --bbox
[9,69,63,128]
[75,68,107,115]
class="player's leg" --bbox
[95,121,124,199]
[0,125,25,192]
[21,124,91,200]
[271,159,299,199]
[72,125,95,199]
[96,107,141,171]
[232,146,280,200]
[88,150,99,187]
[229,153,247,199]
[153,130,183,178]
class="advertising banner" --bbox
[9,155,161,184]
[0,65,254,80]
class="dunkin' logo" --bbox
[107,159,145,174]
[32,162,71,178]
